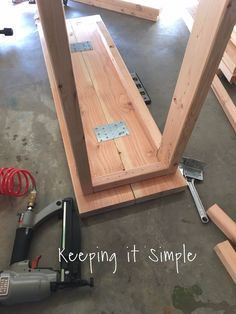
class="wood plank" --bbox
[231,31,236,46]
[131,171,186,201]
[37,21,136,216]
[66,20,125,179]
[68,18,173,191]
[182,5,236,133]
[212,76,236,133]
[159,0,236,169]
[37,0,93,194]
[214,241,236,284]
[219,60,236,84]
[93,16,187,199]
[96,18,162,149]
[222,41,236,75]
[73,0,160,21]
[207,204,236,243]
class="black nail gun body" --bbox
[0,198,93,305]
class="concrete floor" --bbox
[0,1,236,313]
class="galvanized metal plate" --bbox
[94,121,129,143]
[70,41,93,53]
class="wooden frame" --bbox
[36,0,236,214]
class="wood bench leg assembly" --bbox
[36,0,236,216]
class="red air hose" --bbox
[0,168,36,197]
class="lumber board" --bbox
[66,16,175,190]
[159,0,236,169]
[37,0,93,194]
[207,204,236,243]
[37,15,186,216]
[182,4,236,133]
[231,31,236,46]
[73,0,160,21]
[219,60,236,84]
[37,21,136,215]
[222,41,236,75]
[212,76,236,133]
[214,241,236,284]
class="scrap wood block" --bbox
[207,204,236,243]
[37,15,187,216]
[222,41,236,75]
[214,241,236,284]
[219,60,236,84]
[73,0,161,21]
[230,25,236,46]
[211,76,236,133]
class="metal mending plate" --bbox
[70,41,93,53]
[94,121,129,143]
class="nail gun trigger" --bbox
[30,255,42,269]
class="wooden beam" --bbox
[37,0,93,194]
[211,76,236,133]
[214,240,236,284]
[207,204,236,243]
[231,30,236,46]
[219,60,236,84]
[222,40,236,75]
[182,4,236,133]
[73,0,160,21]
[158,0,236,169]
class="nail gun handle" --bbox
[188,179,209,224]
[10,228,33,265]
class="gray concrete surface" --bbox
[0,1,236,313]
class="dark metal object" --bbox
[179,157,209,224]
[130,72,151,105]
[0,198,93,305]
[0,28,13,36]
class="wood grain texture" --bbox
[222,41,236,75]
[68,17,173,190]
[212,76,236,132]
[37,0,93,194]
[219,60,236,84]
[37,14,186,216]
[159,0,236,169]
[66,21,125,178]
[214,240,236,284]
[182,3,236,132]
[37,21,136,216]
[131,171,186,201]
[231,31,236,46]
[73,0,160,21]
[207,204,236,243]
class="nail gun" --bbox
[0,195,93,305]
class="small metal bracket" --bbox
[94,121,129,143]
[70,41,93,53]
[131,72,151,105]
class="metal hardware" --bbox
[130,72,151,105]
[70,41,93,53]
[94,121,129,142]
